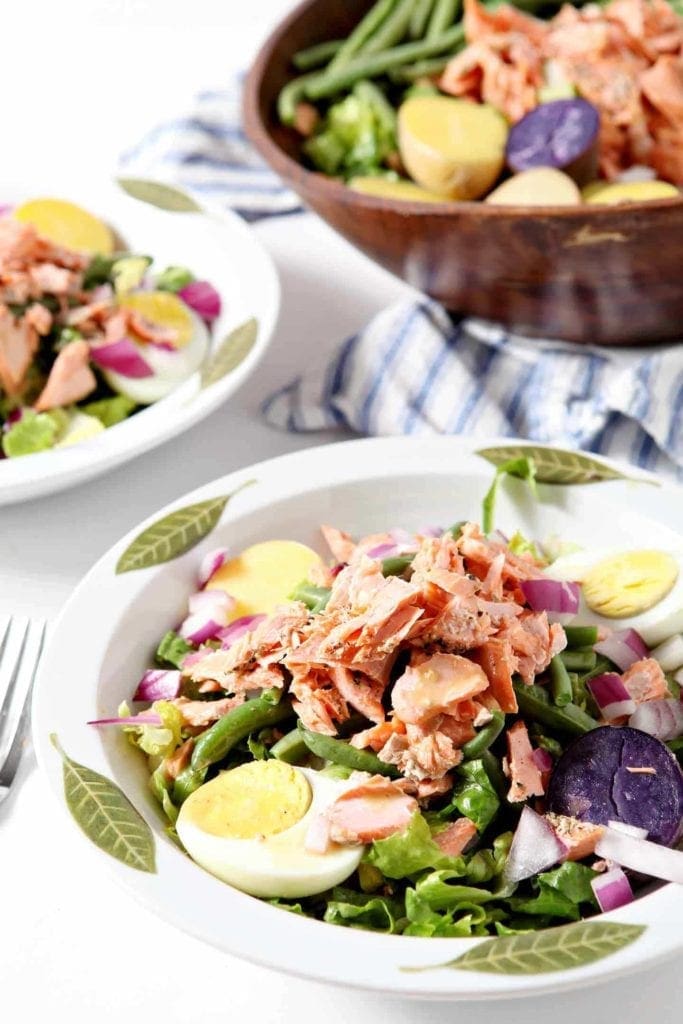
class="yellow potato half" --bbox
[207,540,323,619]
[398,96,508,201]
[486,167,581,206]
[349,177,448,204]
[583,180,680,204]
[14,198,114,254]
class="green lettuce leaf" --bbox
[269,899,304,915]
[150,764,179,824]
[155,631,193,670]
[404,889,488,937]
[413,869,499,911]
[536,862,599,906]
[507,530,541,559]
[507,863,598,922]
[81,394,137,427]
[120,699,183,759]
[365,812,463,879]
[156,265,195,292]
[2,409,64,457]
[450,758,500,833]
[324,888,400,933]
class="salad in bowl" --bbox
[0,198,221,458]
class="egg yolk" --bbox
[207,540,323,621]
[181,760,312,840]
[582,550,678,618]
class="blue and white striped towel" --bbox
[121,81,683,479]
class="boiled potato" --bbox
[398,96,508,201]
[206,540,323,620]
[583,180,680,204]
[486,167,581,206]
[349,177,447,203]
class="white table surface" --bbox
[1,1,680,1017]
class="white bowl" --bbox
[0,179,279,505]
[32,436,683,999]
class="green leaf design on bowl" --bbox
[201,318,259,389]
[476,445,656,486]
[50,734,155,873]
[405,920,645,975]
[116,177,203,213]
[115,480,255,574]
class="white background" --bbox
[0,0,680,1018]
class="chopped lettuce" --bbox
[507,530,542,559]
[81,394,137,428]
[537,862,598,906]
[112,255,152,295]
[324,888,400,933]
[155,631,193,670]
[404,888,488,937]
[449,758,501,833]
[2,409,65,457]
[304,81,397,179]
[507,862,598,922]
[150,764,179,824]
[119,699,183,759]
[365,812,461,878]
[156,265,195,292]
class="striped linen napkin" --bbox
[120,82,683,480]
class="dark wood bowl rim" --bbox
[244,0,683,221]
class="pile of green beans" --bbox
[279,0,568,126]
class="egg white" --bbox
[103,308,209,405]
[546,546,683,646]
[176,767,364,899]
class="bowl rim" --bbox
[31,434,683,999]
[243,0,683,221]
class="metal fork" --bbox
[0,616,47,807]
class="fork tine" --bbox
[0,618,30,730]
[0,620,46,804]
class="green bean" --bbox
[563,625,599,649]
[277,72,318,125]
[293,39,344,71]
[297,724,400,777]
[427,0,461,38]
[381,554,414,577]
[410,0,435,37]
[513,682,598,737]
[481,749,508,800]
[172,764,207,804]
[289,580,332,613]
[364,0,416,54]
[559,649,597,672]
[302,24,466,101]
[191,693,293,773]
[271,728,308,764]
[462,711,505,759]
[353,79,397,134]
[550,654,573,708]
[389,55,450,82]
[327,0,399,71]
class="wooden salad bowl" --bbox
[244,0,683,345]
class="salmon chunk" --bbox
[506,720,544,802]
[33,339,97,412]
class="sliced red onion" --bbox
[520,579,580,625]
[330,563,346,578]
[650,635,683,673]
[591,866,634,912]
[179,614,224,645]
[198,547,229,588]
[490,529,510,546]
[628,699,683,742]
[532,747,554,773]
[182,648,210,669]
[366,541,402,559]
[587,674,636,720]
[594,628,649,672]
[133,669,181,702]
[188,588,235,623]
[504,806,568,884]
[90,337,153,378]
[88,713,163,726]
[218,614,266,648]
[595,826,683,884]
[6,407,23,427]
[418,525,444,538]
[0,203,14,216]
[177,280,221,321]
[90,283,114,303]
[607,819,648,841]
[389,527,419,548]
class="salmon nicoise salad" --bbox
[91,486,683,937]
[0,199,222,457]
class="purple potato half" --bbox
[506,98,600,186]
[547,726,683,846]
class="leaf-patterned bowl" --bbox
[32,436,683,998]
[0,177,280,506]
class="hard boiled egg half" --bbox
[103,291,209,405]
[176,760,363,898]
[546,546,683,646]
